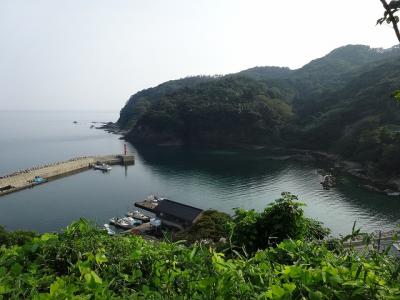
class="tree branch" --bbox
[380,0,400,42]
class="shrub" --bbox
[0,225,36,247]
[0,219,398,299]
[231,192,330,253]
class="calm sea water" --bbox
[0,111,399,235]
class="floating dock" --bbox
[0,154,134,197]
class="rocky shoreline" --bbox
[230,145,400,195]
[100,122,400,196]
[293,149,400,196]
[95,122,129,137]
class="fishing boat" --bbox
[109,217,142,229]
[125,217,142,226]
[109,217,132,229]
[126,210,150,222]
[147,194,166,204]
[93,162,112,171]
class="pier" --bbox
[0,154,134,197]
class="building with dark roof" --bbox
[153,199,203,230]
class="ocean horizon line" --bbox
[0,109,119,113]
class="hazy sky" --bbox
[0,0,397,111]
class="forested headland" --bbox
[116,45,400,183]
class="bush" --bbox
[0,219,398,299]
[0,225,36,246]
[231,192,330,253]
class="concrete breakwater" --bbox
[0,154,134,197]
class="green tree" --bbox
[231,192,329,254]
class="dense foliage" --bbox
[230,193,330,254]
[0,217,399,299]
[127,76,293,145]
[118,76,217,129]
[0,225,36,247]
[0,195,398,298]
[119,44,400,175]
[295,57,400,175]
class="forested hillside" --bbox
[118,44,400,174]
[126,76,293,145]
[118,76,217,129]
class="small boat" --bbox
[125,216,142,226]
[109,217,142,229]
[93,162,112,171]
[103,224,115,235]
[126,210,150,222]
[109,217,133,229]
[146,194,165,204]
[33,176,47,184]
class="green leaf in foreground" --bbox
[0,197,398,299]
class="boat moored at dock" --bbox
[92,162,112,171]
[126,210,150,222]
[109,217,142,230]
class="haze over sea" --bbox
[0,110,399,235]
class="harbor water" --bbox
[0,111,399,235]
